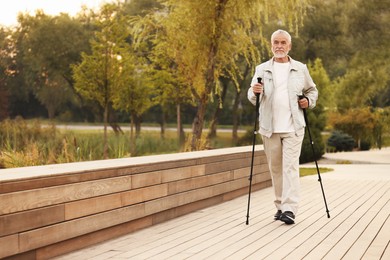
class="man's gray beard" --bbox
[273,51,289,59]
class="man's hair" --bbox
[271,29,292,43]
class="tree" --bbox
[299,0,352,79]
[12,11,91,119]
[328,107,377,149]
[373,107,390,149]
[130,7,194,146]
[73,3,131,158]
[332,0,389,113]
[0,28,10,121]
[138,0,309,151]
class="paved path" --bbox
[319,147,390,164]
[53,125,246,133]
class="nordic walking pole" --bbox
[246,77,262,225]
[299,95,331,218]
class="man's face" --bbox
[271,33,291,59]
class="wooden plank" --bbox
[131,171,161,189]
[151,195,223,225]
[196,149,266,165]
[46,166,390,260]
[218,177,367,259]
[0,176,131,215]
[161,165,205,182]
[302,182,388,260]
[110,195,253,259]
[204,157,253,175]
[233,164,270,179]
[323,186,389,259]
[182,208,275,259]
[37,217,153,260]
[255,179,360,260]
[117,187,274,259]
[143,178,253,216]
[0,168,120,194]
[0,205,64,236]
[65,193,122,220]
[115,158,198,175]
[0,234,19,259]
[19,204,145,252]
[121,184,169,206]
[279,180,381,260]
[358,202,390,259]
[51,171,336,259]
[167,171,233,194]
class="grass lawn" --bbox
[299,167,334,177]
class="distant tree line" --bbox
[0,0,388,158]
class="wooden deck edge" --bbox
[5,182,271,260]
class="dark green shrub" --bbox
[237,129,262,146]
[327,131,355,152]
[300,128,325,164]
[360,140,371,151]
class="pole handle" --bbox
[256,77,262,98]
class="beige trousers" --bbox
[262,130,304,214]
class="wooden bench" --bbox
[0,145,270,259]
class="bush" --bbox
[237,129,262,146]
[327,131,355,152]
[300,128,325,164]
[360,140,371,151]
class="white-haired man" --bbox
[248,29,318,224]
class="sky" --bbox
[0,0,113,27]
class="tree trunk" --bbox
[177,103,185,146]
[109,106,123,135]
[191,94,208,150]
[232,88,241,144]
[103,103,109,159]
[190,0,227,150]
[232,65,249,143]
[134,114,142,138]
[130,114,136,156]
[160,109,166,139]
[208,78,229,138]
[0,83,8,121]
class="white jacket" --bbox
[247,57,318,137]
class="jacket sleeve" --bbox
[247,86,257,106]
[302,65,318,109]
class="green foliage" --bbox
[329,107,378,149]
[0,118,181,168]
[327,131,355,152]
[0,0,389,167]
[0,118,60,167]
[299,167,333,177]
[334,66,389,112]
[11,12,91,118]
[133,0,310,150]
[0,118,248,168]
[373,107,390,149]
[300,59,328,163]
[300,124,325,164]
[72,2,155,157]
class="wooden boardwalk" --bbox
[54,164,390,260]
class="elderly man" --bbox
[247,29,318,224]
